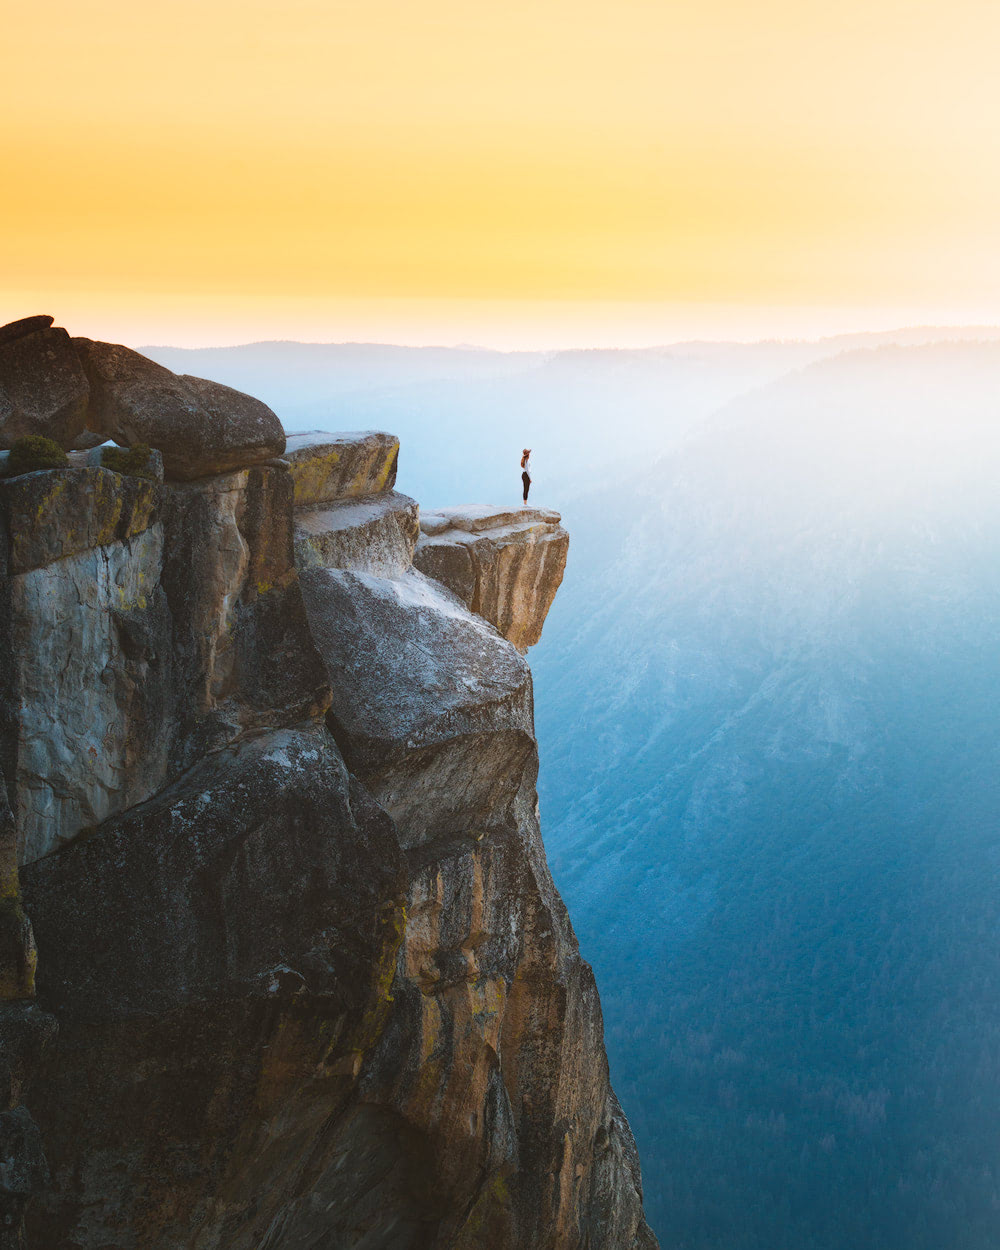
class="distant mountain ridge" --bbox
[142,326,1000,510]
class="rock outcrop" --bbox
[74,338,286,478]
[1,459,326,865]
[415,506,569,650]
[22,725,406,1248]
[0,316,286,478]
[0,341,656,1250]
[283,430,399,506]
[0,318,90,450]
[294,490,419,577]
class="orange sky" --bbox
[4,0,1000,346]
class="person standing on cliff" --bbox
[521,448,532,504]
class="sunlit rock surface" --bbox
[283,429,399,506]
[301,565,536,847]
[414,505,569,650]
[296,472,651,1248]
[0,340,655,1250]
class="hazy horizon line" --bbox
[137,322,1000,356]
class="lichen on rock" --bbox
[283,429,400,506]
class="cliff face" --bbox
[0,322,656,1250]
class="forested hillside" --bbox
[531,341,1000,1249]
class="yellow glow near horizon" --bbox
[4,0,1000,345]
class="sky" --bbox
[4,0,1000,347]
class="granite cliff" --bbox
[0,318,656,1249]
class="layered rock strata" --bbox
[0,339,656,1250]
[414,506,569,650]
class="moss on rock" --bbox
[5,437,68,478]
[100,442,157,481]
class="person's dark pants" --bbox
[522,471,531,502]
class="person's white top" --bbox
[521,454,531,476]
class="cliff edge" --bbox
[0,320,657,1249]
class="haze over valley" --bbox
[148,327,1000,1249]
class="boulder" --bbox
[293,490,419,577]
[0,327,89,449]
[283,430,399,506]
[299,566,535,848]
[414,506,569,650]
[74,339,285,479]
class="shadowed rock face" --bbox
[414,506,569,651]
[0,771,54,1250]
[0,318,56,349]
[22,726,407,1249]
[0,346,655,1250]
[0,465,159,577]
[0,1002,56,1247]
[0,324,90,450]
